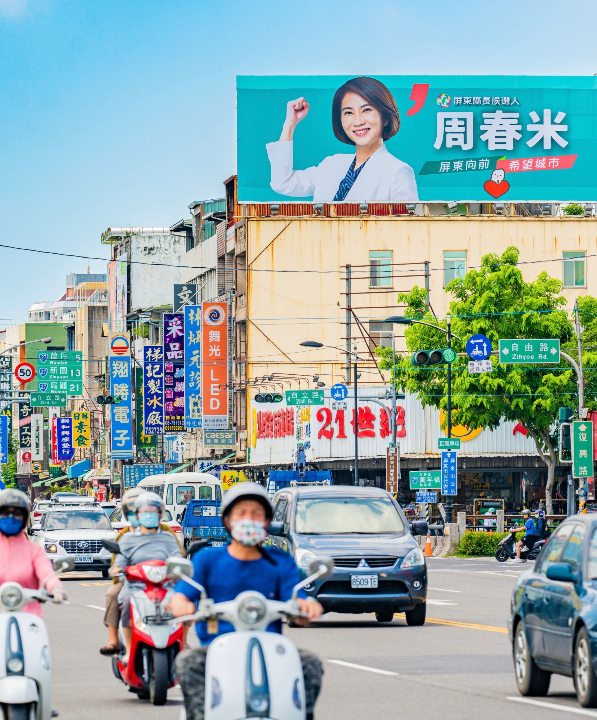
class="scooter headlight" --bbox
[249,694,268,713]
[0,584,23,610]
[7,658,23,673]
[142,565,167,584]
[238,596,266,626]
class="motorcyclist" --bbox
[513,508,539,563]
[535,509,547,538]
[109,491,182,661]
[0,488,66,614]
[170,482,324,720]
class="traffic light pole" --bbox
[354,345,359,487]
[446,315,453,524]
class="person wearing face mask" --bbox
[0,488,66,615]
[108,491,182,661]
[170,483,324,720]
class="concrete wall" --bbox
[129,233,187,312]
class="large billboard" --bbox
[237,75,597,203]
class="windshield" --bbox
[45,510,112,531]
[295,497,405,535]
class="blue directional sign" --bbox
[330,383,348,401]
[441,450,458,496]
[466,334,492,361]
[416,491,438,503]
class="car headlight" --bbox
[238,596,267,625]
[45,544,57,553]
[142,565,167,584]
[401,547,425,569]
[1,584,24,609]
[295,548,319,569]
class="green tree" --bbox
[376,246,589,515]
[1,432,19,489]
[562,203,585,216]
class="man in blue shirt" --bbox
[170,483,324,720]
[513,508,538,563]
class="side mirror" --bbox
[101,539,121,555]
[52,557,75,573]
[167,557,194,580]
[186,540,208,558]
[546,563,578,584]
[411,520,429,537]
[176,513,182,522]
[268,521,285,537]
[308,558,334,580]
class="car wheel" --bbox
[375,609,394,623]
[405,604,426,626]
[513,622,550,696]
[575,627,597,707]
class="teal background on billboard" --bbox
[237,75,597,202]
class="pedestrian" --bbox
[483,508,497,531]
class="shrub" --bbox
[456,530,524,557]
[562,203,585,216]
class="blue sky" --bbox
[0,0,596,327]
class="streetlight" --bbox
[300,340,369,486]
[0,336,53,358]
[385,315,461,523]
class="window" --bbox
[368,321,394,353]
[215,485,222,501]
[166,485,173,506]
[273,497,289,523]
[563,251,586,287]
[536,523,575,574]
[295,497,405,535]
[444,252,467,287]
[45,510,112,531]
[176,486,195,505]
[587,528,597,579]
[560,524,586,574]
[369,251,393,288]
[198,486,212,500]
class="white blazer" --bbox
[266,141,419,203]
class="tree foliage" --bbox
[562,203,585,216]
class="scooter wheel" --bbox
[149,648,169,706]
[3,704,36,720]
[495,548,509,563]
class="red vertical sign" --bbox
[201,302,228,429]
[51,417,59,465]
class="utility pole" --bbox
[353,344,359,487]
[446,313,453,524]
[574,298,587,513]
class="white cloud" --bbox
[0,0,31,18]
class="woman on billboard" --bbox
[266,76,418,202]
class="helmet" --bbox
[221,482,273,521]
[487,508,496,514]
[521,508,531,516]
[536,509,545,518]
[121,487,143,517]
[134,491,164,515]
[0,488,31,524]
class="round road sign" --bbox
[172,438,187,455]
[32,461,42,473]
[465,334,492,361]
[22,451,32,463]
[15,362,36,384]
[331,383,349,401]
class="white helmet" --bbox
[134,491,164,516]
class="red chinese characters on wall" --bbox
[317,406,406,440]
[256,409,295,439]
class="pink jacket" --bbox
[0,532,63,617]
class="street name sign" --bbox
[31,392,67,407]
[410,470,441,490]
[498,339,560,364]
[285,390,324,406]
[416,491,438,503]
[572,421,594,479]
[441,450,458,496]
[438,438,461,450]
[37,351,83,395]
[386,446,399,494]
[468,360,493,374]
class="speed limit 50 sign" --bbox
[15,362,36,384]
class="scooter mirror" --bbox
[308,557,334,580]
[52,557,75,573]
[167,557,194,580]
[101,539,121,555]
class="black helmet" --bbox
[0,488,31,525]
[221,482,273,521]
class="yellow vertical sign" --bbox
[72,411,91,448]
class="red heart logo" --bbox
[484,179,510,198]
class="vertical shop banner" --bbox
[19,403,32,450]
[184,304,202,429]
[115,254,128,332]
[135,367,158,460]
[56,417,74,461]
[30,415,44,461]
[51,417,58,465]
[109,356,133,459]
[0,415,8,464]
[163,313,185,433]
[143,345,164,435]
[201,303,228,429]
[72,411,90,448]
[174,284,198,313]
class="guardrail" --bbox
[458,512,566,533]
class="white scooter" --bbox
[0,557,73,720]
[168,556,333,720]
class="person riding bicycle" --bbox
[170,482,324,720]
[0,488,66,615]
[513,508,539,563]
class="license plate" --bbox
[351,574,378,589]
[74,555,93,563]
[211,541,225,547]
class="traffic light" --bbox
[96,395,122,405]
[254,393,283,403]
[411,348,457,367]
[559,407,574,453]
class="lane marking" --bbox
[328,660,398,676]
[428,587,462,593]
[79,582,112,587]
[87,605,104,611]
[394,613,508,633]
[426,600,458,606]
[507,696,597,716]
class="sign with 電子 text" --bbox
[143,345,164,436]
[109,356,133,459]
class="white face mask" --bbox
[230,519,267,547]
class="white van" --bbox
[137,472,222,521]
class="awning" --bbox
[165,453,236,475]
[32,480,52,487]
[67,459,91,479]
[166,462,193,474]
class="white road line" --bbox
[507,696,597,717]
[87,605,104,611]
[426,599,458,606]
[428,587,462,593]
[328,660,398,676]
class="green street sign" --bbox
[38,381,83,395]
[410,470,442,490]
[438,438,461,450]
[37,351,82,366]
[285,390,324,406]
[572,421,594,479]
[498,339,560,364]
[31,392,67,407]
[37,350,83,396]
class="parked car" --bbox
[108,506,183,541]
[100,501,119,517]
[267,485,428,624]
[35,505,116,577]
[29,500,52,534]
[509,513,597,707]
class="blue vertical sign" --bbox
[0,415,8,464]
[143,345,164,435]
[110,356,133,459]
[56,417,74,460]
[184,304,202,428]
[441,450,458,496]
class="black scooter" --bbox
[494,528,547,562]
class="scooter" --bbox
[101,540,184,706]
[167,555,334,720]
[495,528,547,562]
[0,556,73,720]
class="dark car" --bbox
[267,485,428,625]
[509,513,597,708]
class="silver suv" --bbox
[36,505,116,577]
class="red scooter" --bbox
[102,541,183,705]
